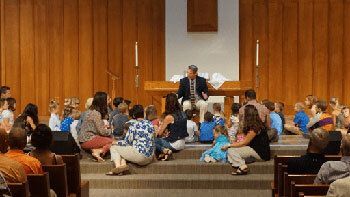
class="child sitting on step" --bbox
[112,103,130,138]
[264,101,282,142]
[275,102,285,133]
[185,109,199,143]
[200,125,230,163]
[235,130,246,143]
[227,103,241,143]
[70,109,82,145]
[145,105,160,131]
[199,112,216,144]
[284,102,310,135]
[60,106,74,132]
[2,97,15,132]
[157,114,169,138]
[49,99,61,131]
[213,103,225,126]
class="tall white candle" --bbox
[135,42,138,67]
[256,40,259,66]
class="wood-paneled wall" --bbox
[240,0,350,114]
[2,0,349,116]
[0,0,165,115]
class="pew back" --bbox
[61,154,89,197]
[284,174,316,197]
[290,183,329,197]
[273,155,341,197]
[42,164,68,197]
[7,182,30,197]
[27,173,51,197]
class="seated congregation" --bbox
[0,82,350,196]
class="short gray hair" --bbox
[310,128,329,151]
[341,134,350,156]
[188,65,198,73]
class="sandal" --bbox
[107,165,130,175]
[163,148,172,155]
[161,153,174,161]
[106,171,124,176]
[161,154,170,161]
[158,153,165,160]
[231,166,248,175]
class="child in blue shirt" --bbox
[199,112,216,144]
[200,125,230,163]
[60,106,74,132]
[264,101,282,142]
[285,102,310,135]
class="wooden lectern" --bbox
[144,81,253,120]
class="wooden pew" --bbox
[8,182,30,197]
[284,174,316,197]
[61,154,89,197]
[298,193,324,197]
[27,173,51,197]
[272,156,299,196]
[290,182,329,197]
[277,164,288,197]
[42,164,68,197]
[272,155,341,197]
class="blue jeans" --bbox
[155,138,176,153]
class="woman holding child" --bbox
[222,105,270,175]
[155,93,188,160]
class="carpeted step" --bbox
[89,189,271,197]
[172,145,307,159]
[80,145,307,161]
[80,159,274,174]
[82,173,273,189]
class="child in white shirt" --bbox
[2,97,15,132]
[48,99,61,131]
[227,103,241,143]
[70,109,81,146]
[185,109,198,143]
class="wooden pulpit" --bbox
[144,81,253,120]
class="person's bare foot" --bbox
[92,149,104,162]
